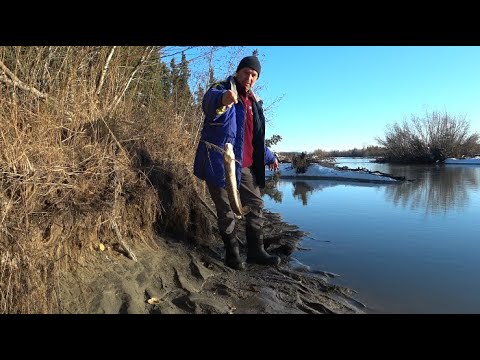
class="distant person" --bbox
[193,56,280,270]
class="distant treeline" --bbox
[324,146,385,158]
[276,111,480,164]
[277,146,384,162]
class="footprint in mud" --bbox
[92,286,133,314]
[173,255,215,294]
[189,256,215,281]
[170,294,229,314]
[301,300,334,314]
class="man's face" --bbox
[236,67,258,91]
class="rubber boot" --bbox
[246,226,281,266]
[221,231,245,270]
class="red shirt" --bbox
[239,91,254,168]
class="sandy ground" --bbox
[58,211,365,314]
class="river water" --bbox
[262,157,480,313]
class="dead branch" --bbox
[202,140,242,166]
[96,46,116,95]
[198,195,217,219]
[0,59,48,99]
[111,219,138,262]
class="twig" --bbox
[111,219,138,262]
[0,60,47,99]
[96,46,116,95]
[198,195,217,219]
[201,140,242,165]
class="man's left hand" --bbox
[268,158,279,171]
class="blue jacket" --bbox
[193,76,276,189]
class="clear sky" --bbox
[179,46,480,153]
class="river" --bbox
[263,157,480,313]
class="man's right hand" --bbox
[222,90,238,108]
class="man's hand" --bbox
[222,90,238,108]
[268,158,279,171]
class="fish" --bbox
[224,142,249,219]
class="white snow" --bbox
[266,163,399,183]
[444,157,480,165]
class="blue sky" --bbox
[174,46,480,152]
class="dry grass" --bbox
[0,46,207,313]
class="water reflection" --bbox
[265,164,480,213]
[262,178,283,203]
[384,165,480,214]
[263,159,480,313]
[289,180,378,205]
[292,181,314,205]
[265,178,387,206]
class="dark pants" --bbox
[207,167,264,235]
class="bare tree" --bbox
[376,111,479,163]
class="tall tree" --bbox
[170,58,179,99]
[178,52,192,103]
[129,47,172,105]
[158,61,172,100]
[208,66,216,86]
[194,84,205,107]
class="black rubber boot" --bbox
[246,226,281,266]
[221,231,245,270]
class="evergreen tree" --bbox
[170,58,179,99]
[178,52,192,104]
[208,66,216,86]
[194,84,205,107]
[158,61,172,100]
[134,47,175,105]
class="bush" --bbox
[376,111,480,163]
[0,46,209,313]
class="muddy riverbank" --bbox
[59,210,365,314]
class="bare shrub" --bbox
[376,111,480,163]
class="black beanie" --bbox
[236,56,261,78]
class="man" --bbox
[193,55,280,270]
